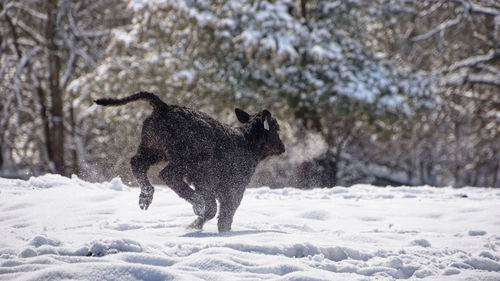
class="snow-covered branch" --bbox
[466,73,500,86]
[447,49,497,72]
[468,2,500,16]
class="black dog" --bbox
[95,92,285,232]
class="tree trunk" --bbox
[494,161,499,187]
[300,0,307,19]
[46,0,65,175]
[69,96,79,176]
[36,86,54,171]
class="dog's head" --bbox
[235,108,285,159]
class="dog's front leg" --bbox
[139,186,154,210]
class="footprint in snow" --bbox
[468,230,487,236]
[411,239,431,248]
[300,210,331,221]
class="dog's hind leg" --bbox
[158,162,208,217]
[158,163,194,201]
[188,192,217,230]
[131,146,164,210]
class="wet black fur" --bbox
[95,92,285,232]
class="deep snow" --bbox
[0,174,499,280]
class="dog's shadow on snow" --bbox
[181,229,286,238]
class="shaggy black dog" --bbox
[95,92,285,232]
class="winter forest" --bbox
[1,0,499,188]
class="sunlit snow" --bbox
[1,175,499,280]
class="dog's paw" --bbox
[187,217,204,230]
[190,193,206,217]
[139,191,153,210]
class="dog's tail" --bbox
[94,91,166,108]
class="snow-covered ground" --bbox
[1,174,499,280]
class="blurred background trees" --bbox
[1,0,499,187]
[0,0,130,176]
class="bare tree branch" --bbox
[8,2,48,21]
[412,1,500,43]
[60,51,76,90]
[0,2,14,20]
[0,94,15,140]
[15,18,47,45]
[68,6,110,39]
[411,14,462,42]
[3,8,22,58]
[14,46,42,108]
[417,0,446,18]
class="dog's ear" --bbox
[235,108,250,123]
